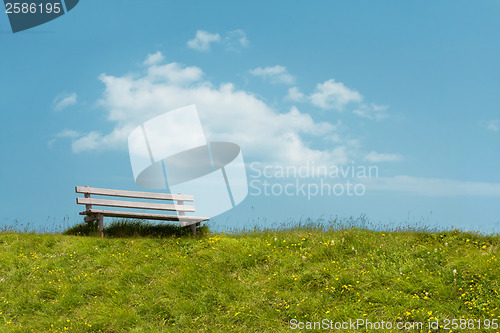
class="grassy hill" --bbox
[0,221,498,332]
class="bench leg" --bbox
[97,213,104,238]
[84,214,95,224]
[190,223,197,236]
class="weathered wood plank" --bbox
[77,197,195,212]
[75,186,194,201]
[79,209,209,226]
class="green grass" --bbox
[0,220,498,332]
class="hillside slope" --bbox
[0,227,498,332]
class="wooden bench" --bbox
[75,186,209,237]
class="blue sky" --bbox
[1,0,499,233]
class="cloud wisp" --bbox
[52,92,77,111]
[143,51,165,66]
[225,29,249,51]
[353,104,389,121]
[365,175,500,197]
[363,151,403,163]
[187,30,221,51]
[485,119,500,132]
[250,65,295,85]
[309,79,363,111]
[187,29,249,52]
[286,80,386,121]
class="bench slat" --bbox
[77,197,195,212]
[81,209,209,227]
[75,186,194,202]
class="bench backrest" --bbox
[75,186,195,213]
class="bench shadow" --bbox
[62,219,208,238]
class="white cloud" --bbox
[353,104,389,121]
[250,65,295,85]
[56,129,80,138]
[72,131,101,153]
[301,79,389,120]
[52,92,77,111]
[286,78,389,120]
[286,87,305,102]
[365,176,500,196]
[225,29,249,51]
[143,51,164,66]
[72,126,134,153]
[70,52,352,166]
[309,79,363,110]
[187,29,249,52]
[187,30,221,51]
[146,62,204,85]
[485,119,499,132]
[363,151,402,163]
[48,129,81,147]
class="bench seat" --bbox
[80,209,209,227]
